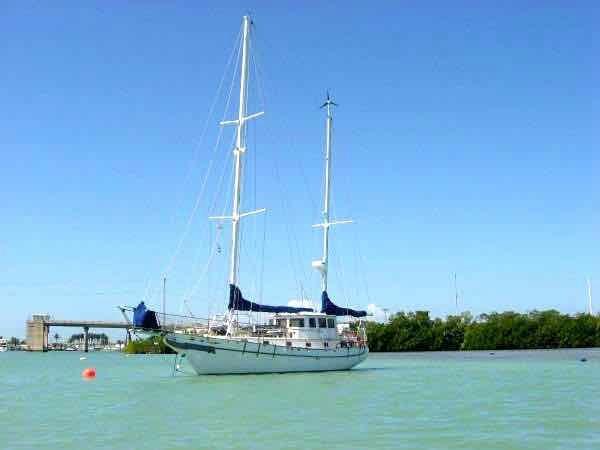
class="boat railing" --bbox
[119,306,222,335]
[223,334,368,349]
[119,306,369,348]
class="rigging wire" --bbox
[271,154,307,300]
[259,209,267,305]
[181,137,235,308]
[250,33,265,313]
[167,26,243,235]
[328,151,371,314]
[162,30,243,278]
[329,204,352,310]
[167,22,245,314]
[335,125,374,308]
[251,27,315,302]
[140,27,243,307]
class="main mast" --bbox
[213,15,264,293]
[229,15,251,287]
[313,93,351,293]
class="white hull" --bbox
[165,333,368,375]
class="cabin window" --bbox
[263,341,270,346]
[305,342,311,347]
[276,319,286,327]
[327,318,335,328]
[309,318,316,328]
[318,318,327,328]
[289,318,304,328]
[324,341,329,347]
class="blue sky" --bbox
[1,1,598,338]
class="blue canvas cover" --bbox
[132,301,160,329]
[228,284,313,313]
[321,291,367,317]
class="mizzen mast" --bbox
[312,93,352,293]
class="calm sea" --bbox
[1,349,598,450]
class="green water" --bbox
[1,350,599,450]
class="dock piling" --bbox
[83,326,89,352]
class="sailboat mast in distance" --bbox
[312,93,352,293]
[454,272,459,314]
[162,276,166,326]
[588,278,593,315]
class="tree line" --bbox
[366,310,600,352]
[68,333,109,345]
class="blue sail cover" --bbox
[228,284,313,313]
[321,291,367,317]
[133,301,160,329]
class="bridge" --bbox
[26,314,131,352]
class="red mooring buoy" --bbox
[82,367,96,379]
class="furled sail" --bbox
[321,291,367,317]
[229,284,313,313]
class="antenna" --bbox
[454,273,459,315]
[162,276,166,326]
[587,278,593,315]
[320,91,339,110]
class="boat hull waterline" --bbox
[165,334,368,375]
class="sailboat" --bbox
[122,16,368,375]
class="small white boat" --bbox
[122,15,368,375]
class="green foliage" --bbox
[367,310,600,352]
[124,336,174,354]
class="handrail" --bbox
[119,305,213,323]
[120,306,369,348]
[172,332,367,344]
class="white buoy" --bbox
[80,356,87,360]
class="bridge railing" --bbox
[28,314,51,322]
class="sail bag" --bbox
[228,284,313,313]
[321,291,367,317]
[133,301,160,329]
